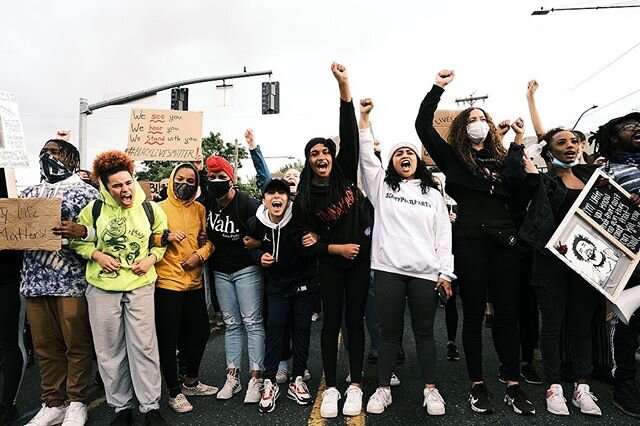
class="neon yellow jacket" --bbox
[71,180,167,292]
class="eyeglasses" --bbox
[615,122,640,132]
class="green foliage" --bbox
[276,160,304,174]
[135,131,248,182]
[236,175,261,200]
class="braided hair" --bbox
[40,139,81,172]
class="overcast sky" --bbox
[3,0,640,187]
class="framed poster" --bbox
[545,169,640,303]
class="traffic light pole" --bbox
[78,69,272,168]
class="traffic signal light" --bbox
[261,82,279,114]
[170,88,189,111]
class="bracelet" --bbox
[161,229,171,246]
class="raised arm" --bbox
[415,69,457,172]
[358,98,384,207]
[244,128,271,191]
[511,117,525,145]
[526,80,545,141]
[332,62,359,183]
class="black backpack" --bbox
[91,199,155,229]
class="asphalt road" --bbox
[11,302,640,425]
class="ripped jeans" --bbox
[214,265,265,371]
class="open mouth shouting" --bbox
[316,160,329,172]
[120,193,133,207]
[563,149,577,161]
[400,159,412,172]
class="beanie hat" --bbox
[304,138,336,159]
[387,142,421,163]
[205,155,234,181]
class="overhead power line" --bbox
[532,3,640,14]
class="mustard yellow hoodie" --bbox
[154,163,214,291]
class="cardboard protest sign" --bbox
[423,110,460,166]
[546,169,640,303]
[125,109,203,161]
[0,198,61,251]
[0,91,29,167]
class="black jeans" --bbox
[517,250,539,364]
[318,260,369,388]
[0,283,26,407]
[454,234,521,382]
[155,287,210,397]
[534,254,601,384]
[263,289,315,381]
[375,271,439,386]
[445,282,459,342]
[612,306,640,382]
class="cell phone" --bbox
[437,285,448,304]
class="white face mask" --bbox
[466,121,490,144]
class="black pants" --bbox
[445,282,459,342]
[376,271,439,385]
[454,234,521,382]
[264,289,315,381]
[0,284,26,407]
[155,287,210,397]
[612,306,640,382]
[534,255,601,384]
[319,260,369,388]
[517,250,539,364]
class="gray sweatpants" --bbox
[85,284,161,413]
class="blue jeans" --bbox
[214,265,265,371]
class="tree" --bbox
[277,160,304,174]
[135,131,248,181]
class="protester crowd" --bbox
[1,62,640,426]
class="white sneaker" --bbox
[303,369,311,381]
[62,402,87,426]
[216,372,242,400]
[423,387,446,415]
[546,384,569,416]
[343,385,363,416]
[320,387,341,419]
[276,369,288,384]
[244,377,263,404]
[168,394,193,413]
[26,404,66,426]
[287,376,313,405]
[258,379,280,414]
[572,383,602,416]
[390,372,401,387]
[366,387,392,414]
[181,381,219,396]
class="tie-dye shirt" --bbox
[20,175,98,297]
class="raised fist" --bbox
[244,128,256,149]
[497,120,511,136]
[435,69,455,88]
[331,62,348,84]
[527,80,539,99]
[511,117,525,134]
[359,98,374,115]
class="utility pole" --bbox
[455,93,488,107]
[234,138,239,173]
[78,69,272,168]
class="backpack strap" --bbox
[142,201,155,229]
[91,199,103,226]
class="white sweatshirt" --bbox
[359,128,455,282]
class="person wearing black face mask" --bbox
[201,155,265,403]
[152,163,217,414]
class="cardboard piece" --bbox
[423,110,461,167]
[125,109,203,161]
[0,91,29,168]
[0,198,62,251]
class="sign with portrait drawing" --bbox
[546,169,640,303]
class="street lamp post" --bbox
[78,69,272,168]
[572,105,598,130]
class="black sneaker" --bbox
[497,365,507,384]
[613,380,640,419]
[520,363,542,385]
[396,346,405,364]
[504,384,535,415]
[469,383,493,414]
[0,403,17,425]
[446,343,460,361]
[110,409,133,426]
[144,409,167,426]
[367,351,378,364]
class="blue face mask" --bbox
[551,156,579,169]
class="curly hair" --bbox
[447,107,506,171]
[540,127,572,161]
[384,156,438,194]
[92,150,135,186]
